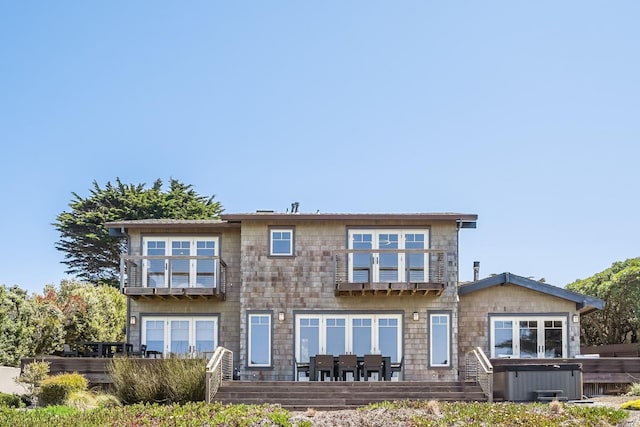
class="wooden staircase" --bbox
[212,381,487,410]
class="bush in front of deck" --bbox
[39,372,88,406]
[0,392,24,408]
[109,356,206,404]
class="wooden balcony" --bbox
[333,249,447,297]
[119,255,226,300]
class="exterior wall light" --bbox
[278,312,285,321]
[413,312,420,321]
[572,314,579,323]
[130,315,137,326]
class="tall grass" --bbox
[108,357,206,404]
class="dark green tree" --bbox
[566,258,640,346]
[54,178,223,287]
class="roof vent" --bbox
[290,202,299,214]
[256,210,275,214]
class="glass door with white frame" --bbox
[142,316,218,357]
[490,316,567,358]
[348,230,429,283]
[142,237,218,289]
[295,314,402,361]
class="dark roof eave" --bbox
[221,212,478,224]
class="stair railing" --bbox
[205,346,234,403]
[465,346,493,402]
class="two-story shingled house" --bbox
[106,210,603,383]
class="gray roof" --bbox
[222,212,477,227]
[458,272,605,314]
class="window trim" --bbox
[268,226,295,257]
[140,314,219,358]
[488,313,569,359]
[247,311,273,368]
[294,312,403,364]
[428,310,451,368]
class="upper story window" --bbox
[142,236,219,288]
[269,227,295,257]
[348,229,430,283]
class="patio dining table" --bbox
[77,341,127,358]
[308,355,392,381]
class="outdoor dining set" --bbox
[298,354,402,381]
[62,342,162,358]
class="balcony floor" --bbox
[335,282,444,296]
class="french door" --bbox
[142,316,218,357]
[295,314,402,363]
[142,237,219,288]
[348,229,429,282]
[490,316,567,358]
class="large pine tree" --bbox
[54,178,223,287]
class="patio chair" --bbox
[62,344,77,357]
[130,344,147,358]
[362,354,383,381]
[337,354,358,381]
[295,358,310,381]
[390,356,404,380]
[314,354,335,381]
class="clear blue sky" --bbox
[1,2,638,293]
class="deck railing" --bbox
[205,347,234,403]
[119,255,226,295]
[465,346,493,402]
[333,249,447,285]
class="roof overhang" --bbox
[459,272,605,314]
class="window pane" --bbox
[352,318,373,356]
[249,315,271,366]
[378,318,399,362]
[170,320,190,354]
[494,320,513,357]
[325,318,346,355]
[378,234,399,282]
[430,315,449,366]
[146,241,166,288]
[271,230,292,255]
[351,234,372,282]
[196,240,216,288]
[299,318,320,362]
[145,320,165,353]
[405,233,425,282]
[544,321,563,358]
[171,241,190,288]
[195,320,216,354]
[519,321,538,358]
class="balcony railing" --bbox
[333,249,447,296]
[119,255,227,300]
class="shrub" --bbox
[16,359,50,404]
[621,398,640,410]
[628,382,640,396]
[39,372,88,406]
[109,356,206,404]
[0,392,24,408]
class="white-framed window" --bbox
[295,313,402,364]
[248,313,272,367]
[142,236,219,288]
[489,315,568,359]
[429,312,450,367]
[141,315,218,357]
[348,229,429,282]
[269,227,294,256]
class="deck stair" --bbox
[212,381,486,410]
